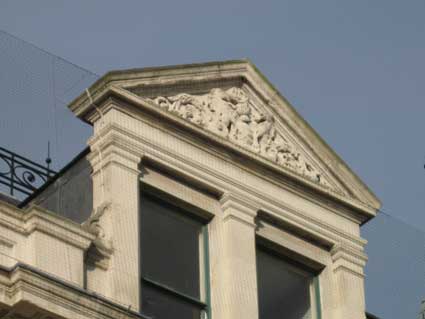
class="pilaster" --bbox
[211,192,259,319]
[331,243,368,319]
[86,111,143,311]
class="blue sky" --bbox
[1,1,424,318]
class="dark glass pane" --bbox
[140,194,203,299]
[257,248,313,319]
[141,283,203,319]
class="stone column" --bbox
[331,244,368,319]
[210,192,259,319]
[86,112,143,311]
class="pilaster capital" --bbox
[331,243,368,277]
[87,123,144,175]
[220,192,259,227]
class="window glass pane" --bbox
[257,247,314,319]
[141,283,203,319]
[140,194,204,299]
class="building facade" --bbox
[419,301,425,319]
[0,60,380,319]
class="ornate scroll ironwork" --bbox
[0,147,57,198]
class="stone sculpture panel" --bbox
[148,87,329,187]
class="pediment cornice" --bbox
[68,60,380,220]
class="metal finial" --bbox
[46,141,52,173]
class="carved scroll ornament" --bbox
[148,87,329,187]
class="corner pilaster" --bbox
[86,115,143,311]
[331,243,368,319]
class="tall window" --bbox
[256,244,321,319]
[140,192,210,319]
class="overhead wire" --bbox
[0,29,98,77]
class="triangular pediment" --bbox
[130,84,337,191]
[68,60,381,216]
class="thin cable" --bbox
[85,88,106,205]
[51,57,59,165]
[1,29,420,233]
[0,29,99,77]
[354,189,425,233]
[62,72,93,97]
[372,207,425,234]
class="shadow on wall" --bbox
[24,148,93,224]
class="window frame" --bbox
[139,188,212,319]
[255,240,323,319]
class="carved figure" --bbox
[147,87,328,187]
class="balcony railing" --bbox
[0,147,57,198]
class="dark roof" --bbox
[18,147,90,208]
[366,312,382,319]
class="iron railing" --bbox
[0,147,56,197]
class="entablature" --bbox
[138,153,367,266]
[69,60,380,224]
[0,200,95,286]
[0,201,94,250]
[90,114,371,242]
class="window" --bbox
[256,245,321,319]
[140,192,210,319]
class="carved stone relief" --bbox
[147,87,330,187]
[82,202,113,269]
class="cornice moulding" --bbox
[68,60,380,222]
[331,243,368,264]
[220,192,259,215]
[0,201,95,250]
[91,120,368,251]
[0,264,147,319]
[94,91,377,221]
